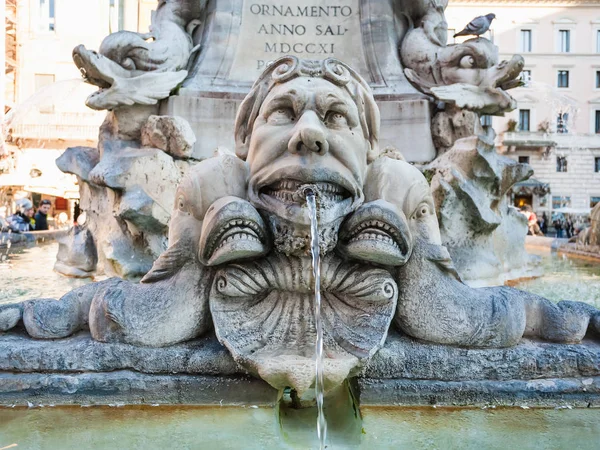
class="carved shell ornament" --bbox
[210,253,398,394]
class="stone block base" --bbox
[0,371,277,407]
[1,331,599,407]
[558,243,600,262]
[358,377,600,407]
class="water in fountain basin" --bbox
[0,242,91,305]
[2,404,600,449]
[305,190,328,449]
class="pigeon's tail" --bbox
[453,29,469,38]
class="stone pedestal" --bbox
[163,92,434,162]
[161,0,436,162]
[2,330,599,407]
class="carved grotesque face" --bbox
[245,76,369,254]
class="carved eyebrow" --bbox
[262,90,306,117]
[316,92,359,127]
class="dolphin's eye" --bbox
[267,108,295,125]
[459,55,475,69]
[413,202,432,220]
[176,195,187,212]
[325,111,349,128]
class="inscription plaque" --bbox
[229,0,368,82]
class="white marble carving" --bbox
[73,0,203,111]
[427,135,542,286]
[401,26,524,115]
[3,57,600,397]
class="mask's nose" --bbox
[287,111,329,155]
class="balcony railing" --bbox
[9,112,104,141]
[502,131,600,150]
[502,132,557,148]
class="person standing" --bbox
[553,219,563,238]
[6,199,35,232]
[541,213,548,235]
[34,199,52,231]
[565,217,573,239]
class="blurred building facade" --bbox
[447,0,600,217]
[1,0,155,223]
[5,1,598,223]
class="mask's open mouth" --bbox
[339,200,413,266]
[260,179,352,205]
[199,197,269,266]
[208,219,264,252]
[72,47,112,89]
[347,220,406,250]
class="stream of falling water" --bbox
[305,190,327,449]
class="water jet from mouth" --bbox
[304,188,327,449]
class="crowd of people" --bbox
[520,205,584,239]
[552,216,577,239]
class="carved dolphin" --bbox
[365,156,600,347]
[72,44,187,110]
[0,154,261,347]
[142,153,251,282]
[401,27,524,114]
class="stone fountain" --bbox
[559,202,600,259]
[1,0,600,412]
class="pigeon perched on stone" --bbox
[454,13,496,38]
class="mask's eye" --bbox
[267,108,295,125]
[325,111,349,128]
[413,202,432,220]
[459,55,475,68]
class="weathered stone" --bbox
[118,186,170,233]
[364,332,600,381]
[54,225,98,278]
[57,133,189,280]
[0,331,239,375]
[358,377,600,407]
[1,330,599,407]
[428,135,541,286]
[0,372,277,406]
[0,304,22,332]
[5,56,600,398]
[141,115,196,159]
[211,253,397,394]
[55,146,100,182]
[431,106,484,152]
